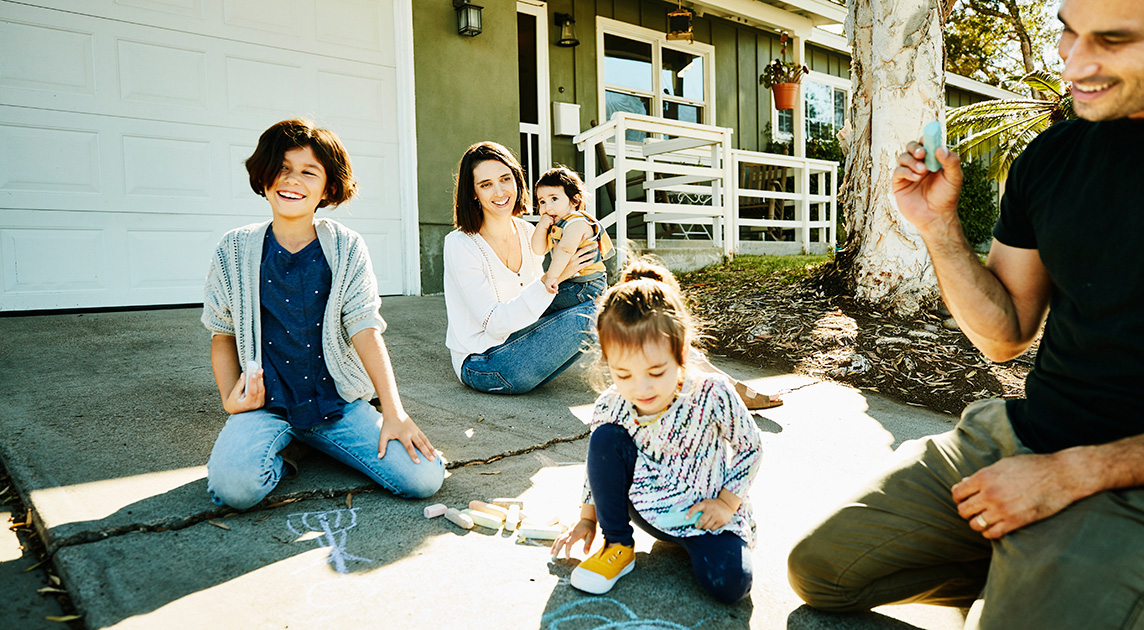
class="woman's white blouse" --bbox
[443,217,555,378]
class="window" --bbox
[775,72,849,143]
[598,18,714,141]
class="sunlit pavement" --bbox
[0,297,968,629]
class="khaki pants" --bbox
[788,399,1144,629]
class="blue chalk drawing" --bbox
[541,597,713,629]
[286,508,372,573]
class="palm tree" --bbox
[947,71,1075,182]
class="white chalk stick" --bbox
[505,504,521,532]
[444,508,474,529]
[468,500,508,521]
[463,509,502,530]
[423,503,447,518]
[239,360,259,401]
[517,523,566,540]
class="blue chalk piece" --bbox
[922,121,943,172]
[655,510,702,529]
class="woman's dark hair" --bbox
[533,165,586,213]
[245,119,357,208]
[453,141,528,234]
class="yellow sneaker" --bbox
[570,543,635,594]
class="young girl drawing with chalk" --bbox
[201,119,444,509]
[529,166,613,314]
[550,259,764,603]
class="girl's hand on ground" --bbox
[551,518,596,558]
[690,498,734,531]
[223,369,264,414]
[378,412,436,464]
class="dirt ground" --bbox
[679,265,1037,417]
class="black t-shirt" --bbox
[993,117,1144,453]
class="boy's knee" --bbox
[400,463,445,499]
[787,535,862,612]
[207,470,273,510]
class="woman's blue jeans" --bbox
[587,423,754,604]
[460,298,597,394]
[207,399,445,509]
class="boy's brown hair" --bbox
[453,141,529,234]
[245,119,357,208]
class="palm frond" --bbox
[985,113,1053,181]
[1020,70,1067,99]
[953,109,1051,159]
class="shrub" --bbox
[957,158,999,247]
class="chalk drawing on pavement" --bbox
[285,507,372,573]
[540,597,712,629]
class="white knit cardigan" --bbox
[201,219,385,403]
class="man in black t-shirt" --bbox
[788,1,1144,627]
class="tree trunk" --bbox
[838,0,946,316]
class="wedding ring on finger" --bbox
[975,514,989,529]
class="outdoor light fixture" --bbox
[667,2,693,43]
[453,0,483,37]
[555,13,579,47]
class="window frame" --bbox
[772,70,850,143]
[596,17,716,129]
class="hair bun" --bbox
[621,257,675,286]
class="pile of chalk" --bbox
[422,498,566,540]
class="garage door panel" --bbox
[27,0,395,66]
[123,135,213,199]
[126,229,216,290]
[0,124,102,194]
[2,227,109,295]
[338,220,404,297]
[0,20,96,96]
[118,39,209,109]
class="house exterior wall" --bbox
[412,0,521,294]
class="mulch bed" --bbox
[681,270,1037,416]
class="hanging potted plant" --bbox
[760,32,808,110]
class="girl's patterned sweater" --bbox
[583,371,764,546]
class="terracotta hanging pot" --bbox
[772,82,799,110]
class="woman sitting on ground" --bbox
[443,141,599,394]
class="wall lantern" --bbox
[453,0,483,37]
[555,13,579,47]
[666,3,693,43]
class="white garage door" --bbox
[0,0,414,311]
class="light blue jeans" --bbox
[207,399,445,509]
[461,298,597,394]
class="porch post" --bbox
[792,34,806,247]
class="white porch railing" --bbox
[573,113,838,266]
[732,149,838,254]
[574,112,734,269]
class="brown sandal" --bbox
[735,381,783,410]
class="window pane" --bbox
[661,48,703,102]
[517,12,538,124]
[663,101,701,124]
[777,109,792,139]
[805,81,834,135]
[834,88,846,130]
[604,34,653,93]
[606,90,650,141]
